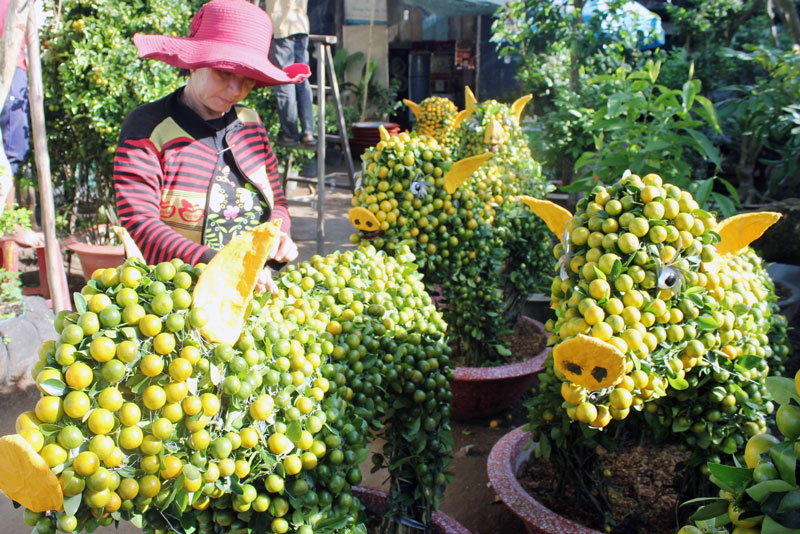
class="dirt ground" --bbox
[0,184,527,533]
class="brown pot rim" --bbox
[487,426,603,534]
[62,224,125,255]
[453,316,550,382]
[352,486,471,534]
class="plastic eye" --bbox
[658,266,681,289]
[409,180,431,198]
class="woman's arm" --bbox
[114,135,216,266]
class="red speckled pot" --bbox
[450,316,549,420]
[487,427,603,534]
[352,486,471,534]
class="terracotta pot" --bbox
[450,316,549,420]
[349,121,401,158]
[352,486,471,534]
[63,225,125,282]
[487,427,603,534]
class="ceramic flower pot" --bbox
[349,121,401,158]
[487,426,603,534]
[352,486,471,534]
[450,316,549,421]
[63,224,125,282]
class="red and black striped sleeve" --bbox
[114,128,215,266]
[263,139,291,236]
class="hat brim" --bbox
[134,34,310,87]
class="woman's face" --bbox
[184,68,257,119]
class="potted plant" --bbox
[62,207,125,282]
[486,172,791,533]
[3,224,456,534]
[349,90,555,419]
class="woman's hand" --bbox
[255,231,298,295]
[255,267,278,295]
[271,231,298,263]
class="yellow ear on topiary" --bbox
[192,220,281,345]
[0,434,63,512]
[714,212,781,255]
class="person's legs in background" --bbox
[293,35,314,145]
[269,36,299,144]
[0,67,31,178]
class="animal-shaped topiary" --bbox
[519,172,790,462]
[349,126,553,366]
[0,222,454,534]
[404,96,461,151]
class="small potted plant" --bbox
[62,206,125,281]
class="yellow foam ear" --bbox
[553,334,626,391]
[378,125,391,142]
[714,212,781,255]
[403,99,421,122]
[192,220,281,345]
[512,94,533,124]
[516,196,573,242]
[443,153,493,194]
[453,109,467,129]
[348,207,381,233]
[0,434,63,512]
[465,86,477,115]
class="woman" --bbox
[114,0,310,292]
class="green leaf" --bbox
[592,265,607,281]
[686,129,721,168]
[692,179,714,209]
[779,490,800,513]
[667,375,689,390]
[708,463,753,493]
[286,422,303,444]
[64,492,82,516]
[494,344,512,357]
[40,379,67,396]
[747,480,796,502]
[735,355,763,371]
[770,441,797,486]
[120,327,137,339]
[690,499,729,522]
[696,316,720,330]
[73,292,87,314]
[766,377,800,406]
[763,515,800,534]
[711,192,737,219]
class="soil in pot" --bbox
[452,314,548,367]
[517,443,691,534]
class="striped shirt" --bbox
[114,88,290,265]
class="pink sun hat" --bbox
[133,0,310,87]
